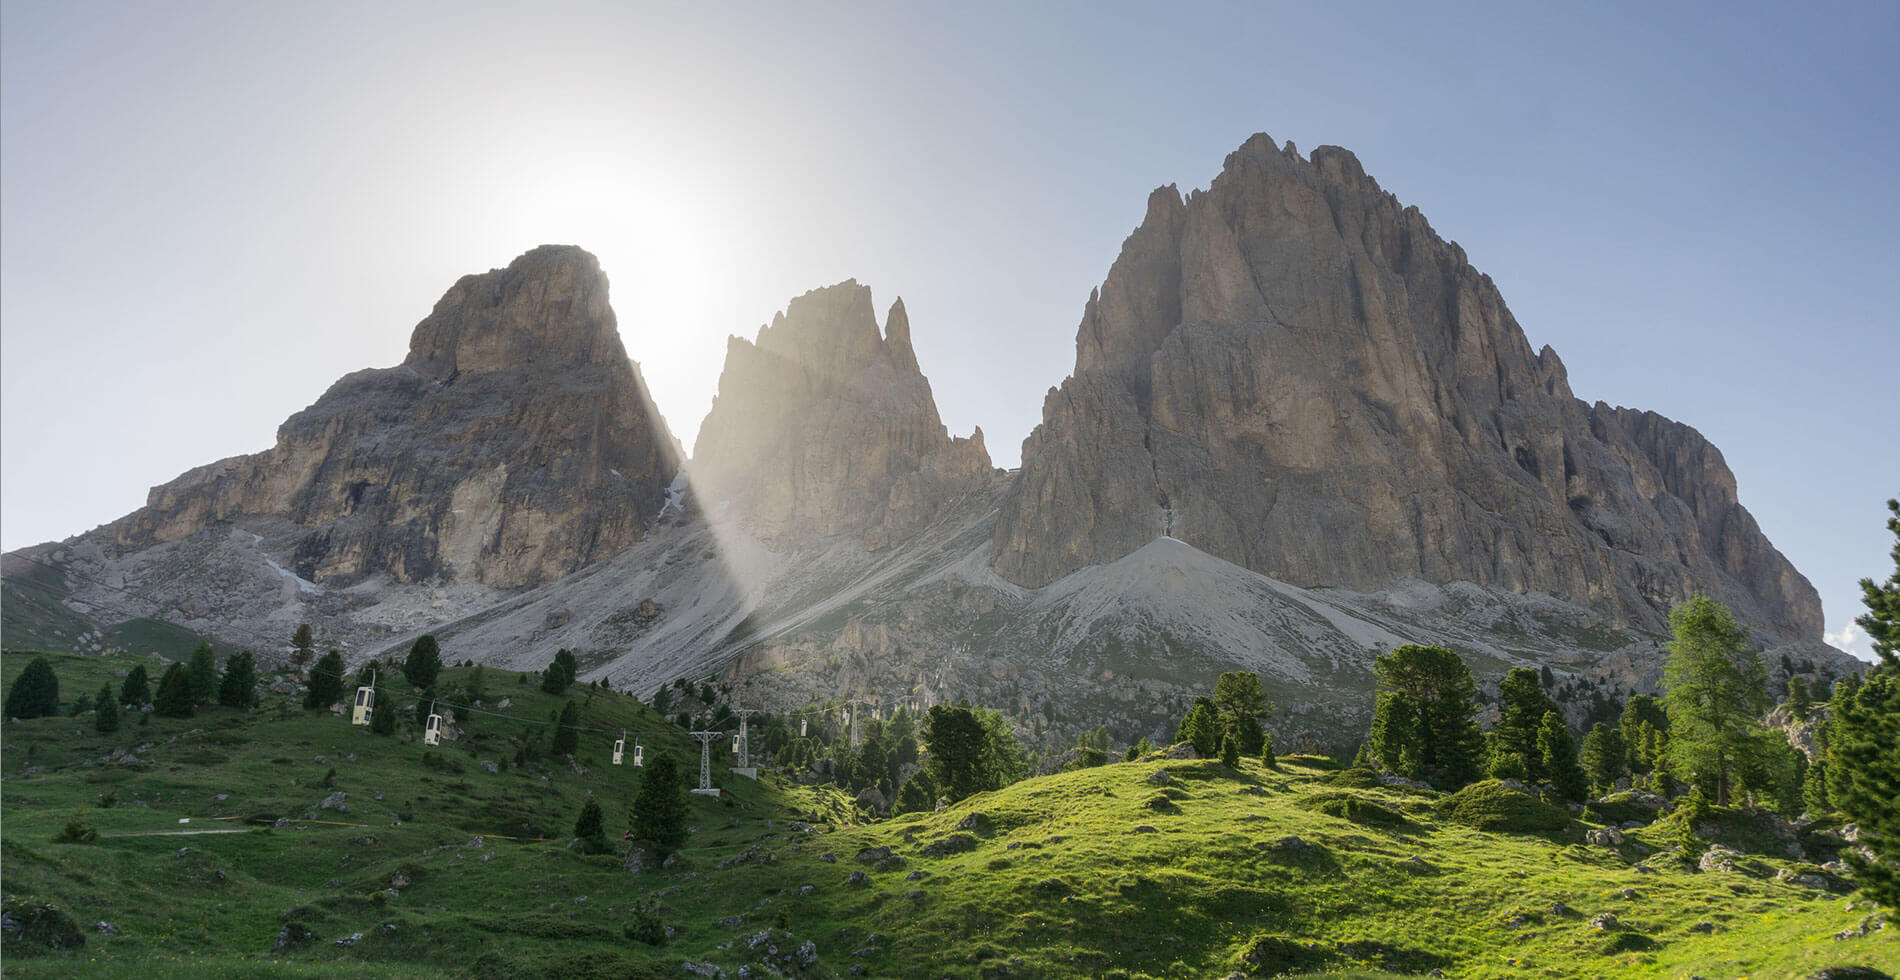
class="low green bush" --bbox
[1436,780,1570,834]
[1298,791,1408,828]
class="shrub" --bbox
[1298,791,1408,827]
[1316,767,1385,789]
[1435,780,1570,833]
[53,819,99,844]
[93,682,119,733]
[624,899,666,946]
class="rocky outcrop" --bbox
[690,281,991,546]
[104,245,678,587]
[993,134,1820,642]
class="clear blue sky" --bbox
[4,1,1895,660]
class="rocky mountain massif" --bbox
[3,136,1853,746]
[992,135,1817,645]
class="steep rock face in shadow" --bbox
[104,245,678,587]
[690,281,991,547]
[992,134,1820,642]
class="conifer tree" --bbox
[290,623,316,673]
[1662,596,1769,805]
[119,665,151,709]
[630,751,690,856]
[1828,497,1900,908]
[1619,694,1669,773]
[1365,644,1483,788]
[154,663,194,718]
[573,796,606,853]
[1212,671,1271,755]
[304,651,345,710]
[1124,736,1153,762]
[893,770,936,814]
[1803,758,1831,814]
[4,656,60,720]
[1579,721,1626,794]
[1219,731,1241,768]
[1494,668,1558,781]
[369,677,396,734]
[186,642,219,705]
[552,701,581,755]
[217,651,258,709]
[1537,710,1588,802]
[1175,697,1221,757]
[1786,674,1812,721]
[94,682,119,733]
[921,704,988,802]
[402,634,443,689]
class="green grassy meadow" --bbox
[3,649,1894,978]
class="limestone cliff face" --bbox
[690,281,991,546]
[993,134,1821,641]
[107,245,678,587]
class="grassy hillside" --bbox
[2,649,1893,978]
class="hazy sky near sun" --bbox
[3,1,1895,660]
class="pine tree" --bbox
[1366,644,1484,788]
[1124,736,1153,762]
[1803,758,1831,814]
[893,771,936,814]
[1175,697,1221,757]
[1212,671,1271,755]
[1856,498,1900,664]
[1495,668,1558,781]
[217,651,258,709]
[304,651,346,710]
[1219,732,1241,768]
[402,634,443,689]
[1786,675,1812,722]
[630,751,690,856]
[921,704,989,803]
[187,642,219,705]
[1579,722,1626,794]
[153,663,194,718]
[119,665,151,709]
[290,623,316,674]
[573,796,606,853]
[1830,498,1900,908]
[1538,710,1588,802]
[369,677,396,735]
[94,682,119,733]
[1619,695,1669,773]
[552,701,581,755]
[1662,596,1769,805]
[4,656,60,720]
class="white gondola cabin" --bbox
[634,742,644,766]
[351,686,375,726]
[424,713,444,746]
[612,737,625,765]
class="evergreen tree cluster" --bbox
[4,656,60,720]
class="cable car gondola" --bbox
[634,741,644,766]
[424,713,444,746]
[612,734,625,765]
[351,685,375,726]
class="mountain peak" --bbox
[405,244,620,379]
[996,134,1821,642]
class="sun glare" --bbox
[485,160,740,445]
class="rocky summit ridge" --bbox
[99,245,679,590]
[992,134,1819,643]
[3,137,1851,744]
[689,280,993,548]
